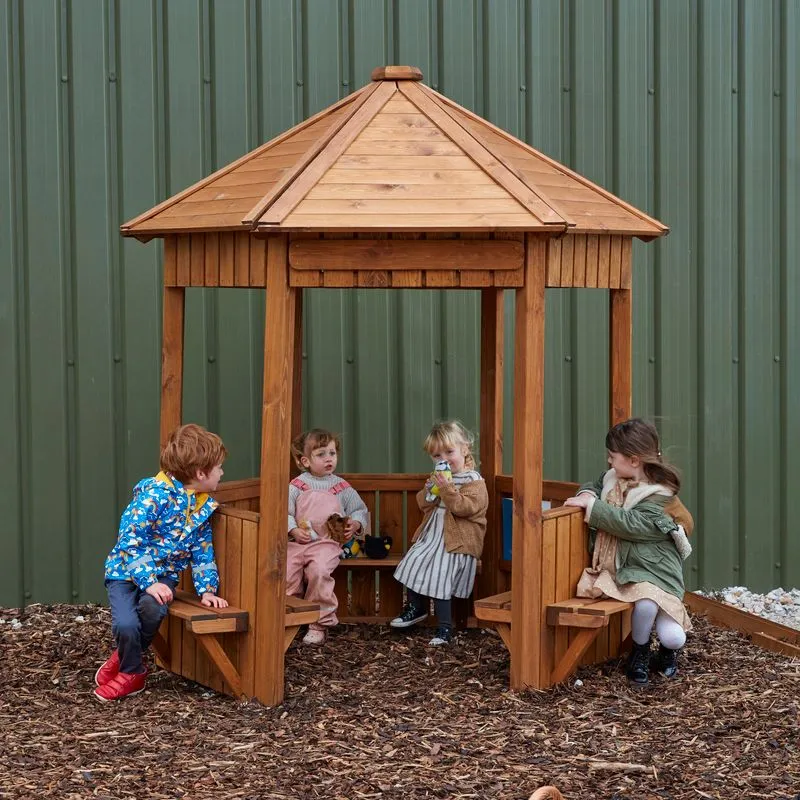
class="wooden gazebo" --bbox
[122,66,667,706]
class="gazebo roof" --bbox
[122,66,667,239]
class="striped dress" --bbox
[393,470,482,600]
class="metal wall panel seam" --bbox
[57,0,80,601]
[201,0,219,434]
[5,0,29,608]
[780,0,800,588]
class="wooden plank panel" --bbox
[610,289,633,425]
[289,238,523,271]
[346,139,465,156]
[190,234,204,285]
[459,269,493,288]
[572,234,587,287]
[322,271,356,287]
[620,237,632,288]
[559,235,574,287]
[221,514,242,696]
[280,213,536,229]
[163,236,178,285]
[176,234,191,286]
[584,234,599,290]
[260,81,396,225]
[424,271,459,287]
[602,236,620,288]
[308,183,510,199]
[400,82,565,227]
[569,509,589,660]
[290,268,323,287]
[293,198,529,215]
[553,514,572,672]
[357,270,390,288]
[254,234,295,705]
[160,287,184,446]
[351,570,377,617]
[546,238,562,286]
[204,233,220,286]
[539,516,557,684]
[510,235,547,689]
[477,288,504,599]
[235,233,250,287]
[493,231,526,287]
[321,168,496,185]
[249,236,266,287]
[219,232,235,287]
[238,520,258,697]
[377,490,404,618]
[388,232,422,287]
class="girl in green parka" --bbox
[564,418,693,686]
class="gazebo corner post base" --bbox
[254,233,297,707]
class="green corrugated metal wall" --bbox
[2,0,798,606]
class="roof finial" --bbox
[371,65,423,82]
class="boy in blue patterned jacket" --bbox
[94,424,228,702]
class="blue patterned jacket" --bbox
[104,471,220,595]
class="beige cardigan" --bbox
[412,479,489,559]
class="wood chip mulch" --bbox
[1,605,798,800]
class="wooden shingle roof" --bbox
[122,67,667,239]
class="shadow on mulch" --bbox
[1,605,798,800]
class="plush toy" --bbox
[340,538,361,559]
[364,534,393,559]
[426,460,452,500]
[326,513,350,544]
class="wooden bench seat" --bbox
[475,591,632,685]
[335,556,402,569]
[155,589,320,698]
[474,591,512,650]
[546,596,631,684]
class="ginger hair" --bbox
[160,424,227,485]
[291,428,341,470]
[605,418,681,493]
[423,420,476,470]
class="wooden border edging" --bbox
[685,592,800,659]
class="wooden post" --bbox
[254,234,297,705]
[510,234,547,689]
[609,288,632,425]
[160,285,185,445]
[477,288,504,599]
[292,288,303,441]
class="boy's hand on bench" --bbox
[146,582,174,605]
[201,592,229,608]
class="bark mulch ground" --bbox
[1,605,798,800]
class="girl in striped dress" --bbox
[391,421,488,645]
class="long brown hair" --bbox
[605,418,681,493]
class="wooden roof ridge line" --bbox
[120,85,369,234]
[241,80,383,226]
[398,81,567,229]
[255,80,399,228]
[426,85,669,237]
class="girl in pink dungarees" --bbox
[287,429,370,645]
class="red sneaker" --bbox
[93,670,147,702]
[94,650,120,686]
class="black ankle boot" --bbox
[626,642,651,685]
[650,644,679,678]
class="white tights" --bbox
[631,598,686,650]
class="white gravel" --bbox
[698,586,800,632]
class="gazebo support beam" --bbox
[510,235,547,689]
[160,286,185,445]
[255,234,297,705]
[477,288,504,599]
[609,288,633,424]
